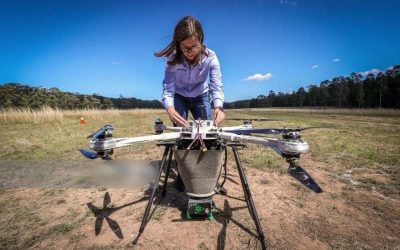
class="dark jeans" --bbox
[174,93,212,120]
[173,93,211,191]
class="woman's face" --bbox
[180,35,201,62]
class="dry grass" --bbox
[0,108,169,160]
[0,107,164,125]
[0,107,64,124]
[2,107,398,125]
[238,108,400,117]
[63,108,164,120]
[0,108,400,249]
[62,108,122,120]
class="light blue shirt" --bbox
[161,48,224,109]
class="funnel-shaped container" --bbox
[174,149,225,198]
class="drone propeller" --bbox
[79,148,113,160]
[79,149,99,159]
[274,153,323,193]
[287,165,323,193]
[224,128,283,135]
[87,125,113,139]
[226,118,282,122]
[288,125,336,131]
[224,125,335,135]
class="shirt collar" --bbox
[180,49,209,67]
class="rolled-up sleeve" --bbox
[161,64,175,109]
[209,55,224,108]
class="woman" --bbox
[155,16,225,127]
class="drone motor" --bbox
[87,125,115,159]
[282,130,301,140]
[154,118,164,134]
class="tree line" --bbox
[0,83,163,110]
[225,65,400,109]
[1,65,399,110]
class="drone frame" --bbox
[81,119,326,249]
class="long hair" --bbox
[154,16,206,65]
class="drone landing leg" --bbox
[133,143,173,245]
[230,144,267,250]
[161,146,174,198]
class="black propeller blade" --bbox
[226,118,282,122]
[290,125,336,131]
[79,149,99,159]
[224,128,284,134]
[224,125,335,135]
[288,165,323,193]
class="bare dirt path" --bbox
[1,155,399,249]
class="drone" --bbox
[80,116,329,249]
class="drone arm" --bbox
[219,132,309,155]
[114,132,180,147]
[220,125,252,131]
[164,126,183,132]
[89,132,180,151]
[220,132,279,147]
[222,128,284,135]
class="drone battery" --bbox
[187,198,214,220]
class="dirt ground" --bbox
[1,150,399,249]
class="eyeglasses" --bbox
[180,44,201,53]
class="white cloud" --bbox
[359,68,381,77]
[311,65,318,69]
[386,65,394,70]
[333,58,340,63]
[243,73,273,81]
[111,60,121,65]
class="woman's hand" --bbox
[166,107,188,127]
[214,107,225,126]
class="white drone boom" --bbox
[84,120,309,157]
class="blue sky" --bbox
[1,0,399,102]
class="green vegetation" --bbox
[0,108,399,249]
[225,109,400,197]
[152,204,168,220]
[1,65,399,112]
[1,108,399,197]
[0,83,162,110]
[0,108,163,159]
[226,65,400,109]
[42,189,59,197]
[48,223,75,235]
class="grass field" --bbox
[0,108,399,249]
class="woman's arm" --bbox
[162,64,176,109]
[162,64,187,127]
[209,54,225,125]
[209,55,224,109]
